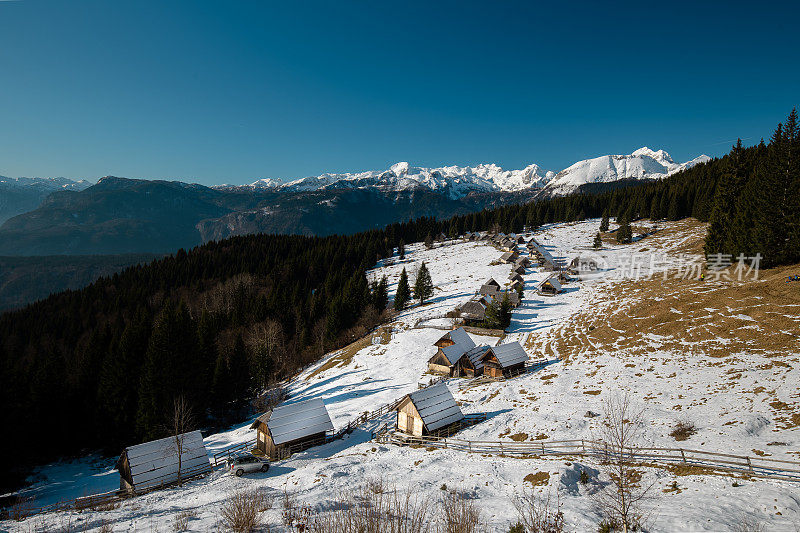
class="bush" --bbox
[440,489,483,533]
[220,490,263,532]
[311,484,430,533]
[669,420,697,441]
[512,489,566,533]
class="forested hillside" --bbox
[705,109,800,267]
[2,111,797,490]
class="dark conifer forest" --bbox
[1,111,797,489]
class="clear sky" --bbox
[0,0,797,186]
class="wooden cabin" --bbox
[511,265,526,276]
[500,251,519,264]
[428,343,490,377]
[569,256,598,274]
[509,279,524,294]
[395,383,464,437]
[557,271,573,284]
[536,276,563,296]
[458,299,487,323]
[117,430,211,494]
[434,326,475,350]
[517,236,526,244]
[480,342,529,378]
[509,272,524,284]
[479,278,501,296]
[515,257,531,268]
[250,399,334,460]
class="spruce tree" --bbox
[616,217,632,244]
[498,292,512,328]
[413,262,434,304]
[398,241,405,260]
[600,211,610,232]
[372,275,389,310]
[593,232,602,249]
[394,268,411,310]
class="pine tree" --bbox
[372,275,389,310]
[413,262,434,304]
[398,241,405,260]
[600,211,610,232]
[593,232,602,249]
[424,234,434,249]
[394,268,411,310]
[498,292,512,329]
[616,217,632,244]
[228,333,251,394]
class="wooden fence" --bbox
[374,433,800,483]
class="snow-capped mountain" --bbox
[0,175,92,224]
[231,147,709,199]
[238,161,555,200]
[0,175,92,191]
[542,147,712,196]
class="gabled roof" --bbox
[509,273,524,283]
[479,284,500,296]
[440,343,468,365]
[436,327,476,351]
[122,431,210,491]
[464,345,490,369]
[265,399,334,445]
[405,384,464,432]
[485,342,529,368]
[538,276,563,291]
[484,278,500,289]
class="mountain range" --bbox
[0,147,709,256]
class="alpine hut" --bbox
[395,383,464,437]
[116,430,211,494]
[434,327,475,350]
[458,299,488,324]
[250,399,334,460]
[536,276,563,296]
[568,255,598,274]
[511,264,526,276]
[500,251,519,264]
[479,278,501,296]
[509,272,524,284]
[480,341,529,378]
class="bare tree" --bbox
[592,393,654,532]
[169,395,195,486]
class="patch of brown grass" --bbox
[669,420,698,441]
[523,472,550,487]
[509,433,529,442]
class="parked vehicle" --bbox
[227,452,270,476]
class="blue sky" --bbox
[0,1,797,186]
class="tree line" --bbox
[1,110,797,489]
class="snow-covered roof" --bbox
[487,342,529,368]
[406,383,464,432]
[123,430,210,491]
[267,399,334,445]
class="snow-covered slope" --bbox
[543,147,711,196]
[9,220,800,532]
[234,148,709,200]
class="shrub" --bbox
[669,420,697,441]
[512,489,566,533]
[440,489,483,533]
[220,490,263,532]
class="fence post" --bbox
[499,441,503,454]
[468,441,472,453]
[680,449,686,464]
[541,442,545,455]
[746,456,753,472]
[581,439,585,453]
